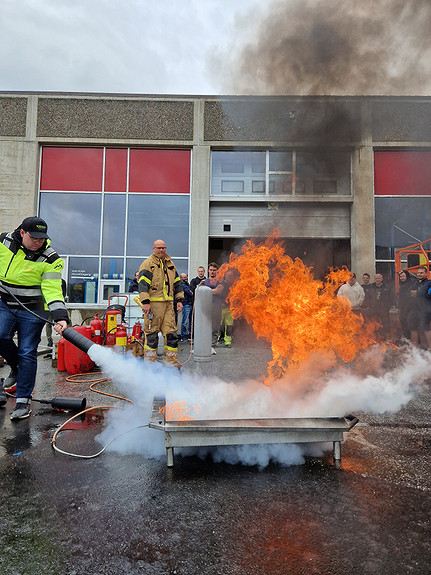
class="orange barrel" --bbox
[64,326,95,375]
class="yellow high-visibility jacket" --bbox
[0,230,69,323]
[138,253,184,304]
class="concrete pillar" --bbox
[189,104,210,277]
[350,100,375,277]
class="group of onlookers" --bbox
[130,260,233,357]
[337,267,431,346]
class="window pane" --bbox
[39,193,101,255]
[375,151,431,196]
[296,151,350,195]
[40,147,103,191]
[102,195,126,255]
[211,151,265,195]
[269,175,292,195]
[101,258,124,279]
[105,148,128,192]
[269,151,292,172]
[129,149,191,194]
[127,259,142,288]
[127,195,189,257]
[68,257,99,304]
[221,181,244,194]
[375,197,431,247]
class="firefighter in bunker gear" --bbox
[0,217,69,419]
[138,239,184,366]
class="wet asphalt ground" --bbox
[0,333,430,575]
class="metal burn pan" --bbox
[149,397,358,468]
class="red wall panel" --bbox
[40,147,103,191]
[129,149,191,193]
[105,148,128,192]
[374,151,431,196]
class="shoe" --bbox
[10,399,31,420]
[211,347,217,355]
[225,344,232,348]
[0,387,7,407]
[3,369,17,393]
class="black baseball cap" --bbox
[20,216,49,239]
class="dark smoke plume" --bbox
[218,0,431,95]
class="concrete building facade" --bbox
[1,92,430,315]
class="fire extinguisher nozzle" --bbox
[62,327,96,355]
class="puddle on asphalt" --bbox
[0,407,108,458]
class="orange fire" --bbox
[218,235,376,383]
[159,401,200,421]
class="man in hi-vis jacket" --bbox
[0,217,68,420]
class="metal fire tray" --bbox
[149,397,358,467]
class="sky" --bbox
[2,0,431,97]
[0,0,261,95]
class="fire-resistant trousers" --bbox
[143,301,179,362]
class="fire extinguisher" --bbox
[115,324,128,353]
[104,309,122,346]
[90,313,103,345]
[131,321,142,342]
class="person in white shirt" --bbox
[337,272,365,311]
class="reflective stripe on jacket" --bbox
[138,253,184,304]
[0,231,69,322]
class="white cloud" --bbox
[0,0,259,94]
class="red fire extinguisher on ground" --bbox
[90,313,103,345]
[115,324,128,353]
[104,295,128,346]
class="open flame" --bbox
[159,401,200,422]
[219,234,376,383]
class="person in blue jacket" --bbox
[179,273,193,341]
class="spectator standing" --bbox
[128,271,140,293]
[370,273,394,340]
[203,262,225,355]
[190,266,206,293]
[411,266,431,349]
[337,272,365,312]
[138,239,184,366]
[397,270,418,341]
[360,272,374,320]
[179,273,193,341]
[0,217,69,419]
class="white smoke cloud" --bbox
[90,342,431,467]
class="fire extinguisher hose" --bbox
[0,283,57,324]
[52,372,147,458]
[52,405,149,459]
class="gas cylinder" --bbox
[64,326,95,374]
[115,324,128,353]
[90,313,103,345]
